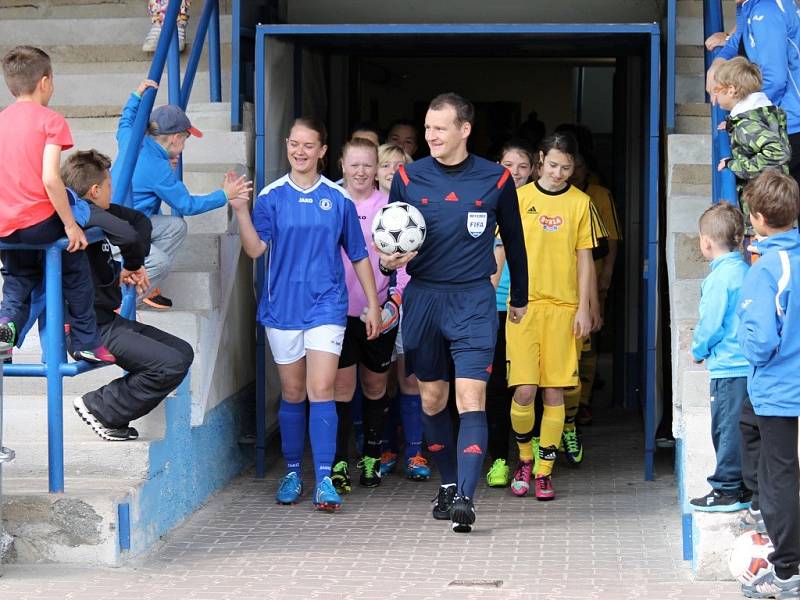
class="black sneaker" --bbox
[357,456,381,488]
[142,289,173,310]
[450,495,476,533]
[690,489,750,513]
[432,484,456,520]
[73,397,137,441]
[0,320,16,352]
[331,460,351,494]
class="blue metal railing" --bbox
[0,228,128,493]
[703,0,738,204]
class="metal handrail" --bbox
[703,0,738,204]
[0,228,129,493]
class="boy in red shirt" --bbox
[0,46,113,363]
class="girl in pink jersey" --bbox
[331,138,411,492]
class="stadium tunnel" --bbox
[250,15,663,480]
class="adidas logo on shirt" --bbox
[527,205,538,214]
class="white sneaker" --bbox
[142,23,162,52]
[177,21,187,52]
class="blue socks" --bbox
[278,398,306,476]
[400,392,423,460]
[422,407,457,485]
[457,411,488,499]
[309,400,338,485]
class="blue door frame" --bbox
[253,22,661,481]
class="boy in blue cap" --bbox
[737,170,800,598]
[113,80,252,309]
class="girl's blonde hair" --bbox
[378,143,412,166]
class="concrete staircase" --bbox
[0,0,254,564]
[667,0,744,580]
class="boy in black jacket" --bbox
[61,149,194,441]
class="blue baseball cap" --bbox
[150,104,203,138]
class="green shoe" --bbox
[561,427,584,465]
[331,460,351,494]
[531,437,541,475]
[486,458,510,487]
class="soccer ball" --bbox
[729,530,774,584]
[371,202,426,255]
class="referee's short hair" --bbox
[428,93,475,127]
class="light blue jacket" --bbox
[719,0,800,134]
[112,93,226,217]
[692,251,750,378]
[737,230,800,416]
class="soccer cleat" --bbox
[72,345,116,364]
[510,460,532,497]
[404,454,431,481]
[379,450,397,476]
[357,456,382,487]
[561,428,584,465]
[73,396,136,441]
[450,495,476,533]
[534,474,556,501]
[143,288,173,310]
[577,405,593,426]
[142,23,162,52]
[313,476,342,512]
[741,570,800,598]
[486,458,510,487]
[275,472,303,505]
[0,319,16,352]
[740,507,768,534]
[690,489,750,513]
[431,484,456,520]
[331,460,351,494]
[531,436,542,475]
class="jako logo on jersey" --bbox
[467,212,487,237]
[298,197,313,203]
[539,215,563,231]
[319,198,332,210]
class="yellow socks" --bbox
[510,399,535,461]
[538,404,565,476]
[563,385,580,432]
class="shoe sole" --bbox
[432,510,452,521]
[141,300,171,310]
[451,505,475,534]
[406,471,431,481]
[73,397,131,441]
[510,484,530,497]
[691,501,750,513]
[276,497,302,505]
[359,479,381,488]
[536,493,555,501]
[314,502,341,512]
[487,481,509,488]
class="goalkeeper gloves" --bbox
[361,288,402,334]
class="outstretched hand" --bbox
[223,172,253,207]
[120,266,150,296]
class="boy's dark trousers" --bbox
[0,212,100,350]
[739,396,761,510]
[708,377,747,494]
[757,414,800,580]
[82,314,193,428]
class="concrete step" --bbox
[672,163,712,186]
[676,73,705,104]
[159,270,220,310]
[667,193,711,234]
[1,476,136,564]
[677,44,704,58]
[668,134,711,165]
[677,55,704,75]
[0,70,232,110]
[163,196,234,235]
[67,129,248,167]
[172,233,221,272]
[4,438,151,480]
[677,102,709,117]
[676,115,709,134]
[671,231,706,280]
[676,0,738,22]
[0,15,232,49]
[0,0,232,19]
[67,101,234,132]
[2,394,167,443]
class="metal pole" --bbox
[45,245,66,493]
[208,0,222,102]
[0,351,16,574]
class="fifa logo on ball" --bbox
[371,202,427,254]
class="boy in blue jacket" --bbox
[737,170,800,598]
[112,80,251,309]
[690,202,751,512]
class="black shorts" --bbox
[338,316,398,373]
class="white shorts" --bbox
[266,324,346,365]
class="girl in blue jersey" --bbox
[230,117,381,511]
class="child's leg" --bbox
[148,0,190,23]
[707,377,746,495]
[739,394,761,509]
[756,415,800,580]
[82,315,193,427]
[145,215,188,290]
[61,248,101,351]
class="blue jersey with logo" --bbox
[253,174,368,329]
[388,155,528,308]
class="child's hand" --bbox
[223,172,254,204]
[573,305,592,339]
[64,222,88,253]
[705,32,728,51]
[717,121,727,131]
[136,79,158,97]
[717,158,730,172]
[169,155,180,170]
[121,267,150,295]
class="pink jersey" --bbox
[342,188,409,317]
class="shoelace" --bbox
[358,456,380,476]
[279,473,299,492]
[380,451,397,463]
[408,454,428,467]
[432,485,455,507]
[514,462,532,481]
[563,430,580,453]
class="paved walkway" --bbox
[0,408,743,600]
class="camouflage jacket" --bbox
[726,102,791,180]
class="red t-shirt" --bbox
[0,102,73,237]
